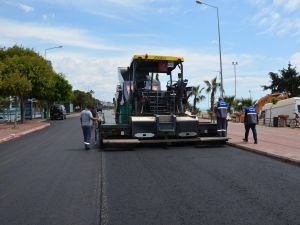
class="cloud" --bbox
[86,10,125,21]
[251,1,300,37]
[290,52,300,67]
[42,13,56,21]
[45,48,271,104]
[274,0,300,11]
[117,33,161,39]
[30,0,171,11]
[0,18,122,51]
[156,6,178,15]
[286,0,300,10]
[3,1,34,13]
[253,0,300,11]
[103,0,171,7]
[18,3,34,13]
[276,18,300,36]
[50,52,132,101]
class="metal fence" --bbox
[0,108,21,123]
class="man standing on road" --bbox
[215,97,228,137]
[80,105,98,150]
[243,105,258,144]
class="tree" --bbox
[1,47,49,121]
[0,96,10,112]
[204,76,221,111]
[234,98,256,112]
[224,96,235,114]
[1,46,56,101]
[72,90,87,110]
[49,73,73,103]
[0,45,69,121]
[262,63,300,97]
[1,72,32,125]
[187,85,206,113]
[72,90,98,110]
[261,72,280,93]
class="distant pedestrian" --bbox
[91,106,97,118]
[97,103,103,112]
[215,97,228,137]
[243,105,258,144]
[80,105,98,150]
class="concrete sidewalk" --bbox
[227,121,300,165]
[0,119,50,144]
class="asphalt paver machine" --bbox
[98,54,228,149]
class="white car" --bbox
[0,115,8,123]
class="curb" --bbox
[227,142,300,166]
[0,123,50,144]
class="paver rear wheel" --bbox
[98,134,105,151]
[98,123,105,151]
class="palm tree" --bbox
[224,96,235,114]
[204,76,221,111]
[187,85,206,113]
[234,97,256,112]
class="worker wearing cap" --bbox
[215,97,228,137]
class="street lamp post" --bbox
[232,61,238,98]
[196,0,224,98]
[44,45,63,58]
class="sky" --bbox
[1,0,300,110]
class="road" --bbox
[1,113,300,225]
[0,116,101,225]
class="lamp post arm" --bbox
[44,46,63,58]
[196,1,217,9]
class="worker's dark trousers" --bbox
[82,125,92,144]
[244,124,257,142]
[217,117,227,137]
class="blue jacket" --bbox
[244,106,257,124]
[215,100,228,119]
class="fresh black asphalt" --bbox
[1,114,300,225]
[0,117,101,225]
[101,145,300,225]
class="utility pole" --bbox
[232,61,238,98]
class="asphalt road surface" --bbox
[0,116,101,225]
[1,113,300,225]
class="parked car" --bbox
[0,115,8,123]
[50,104,66,120]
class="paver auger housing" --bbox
[98,54,228,149]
